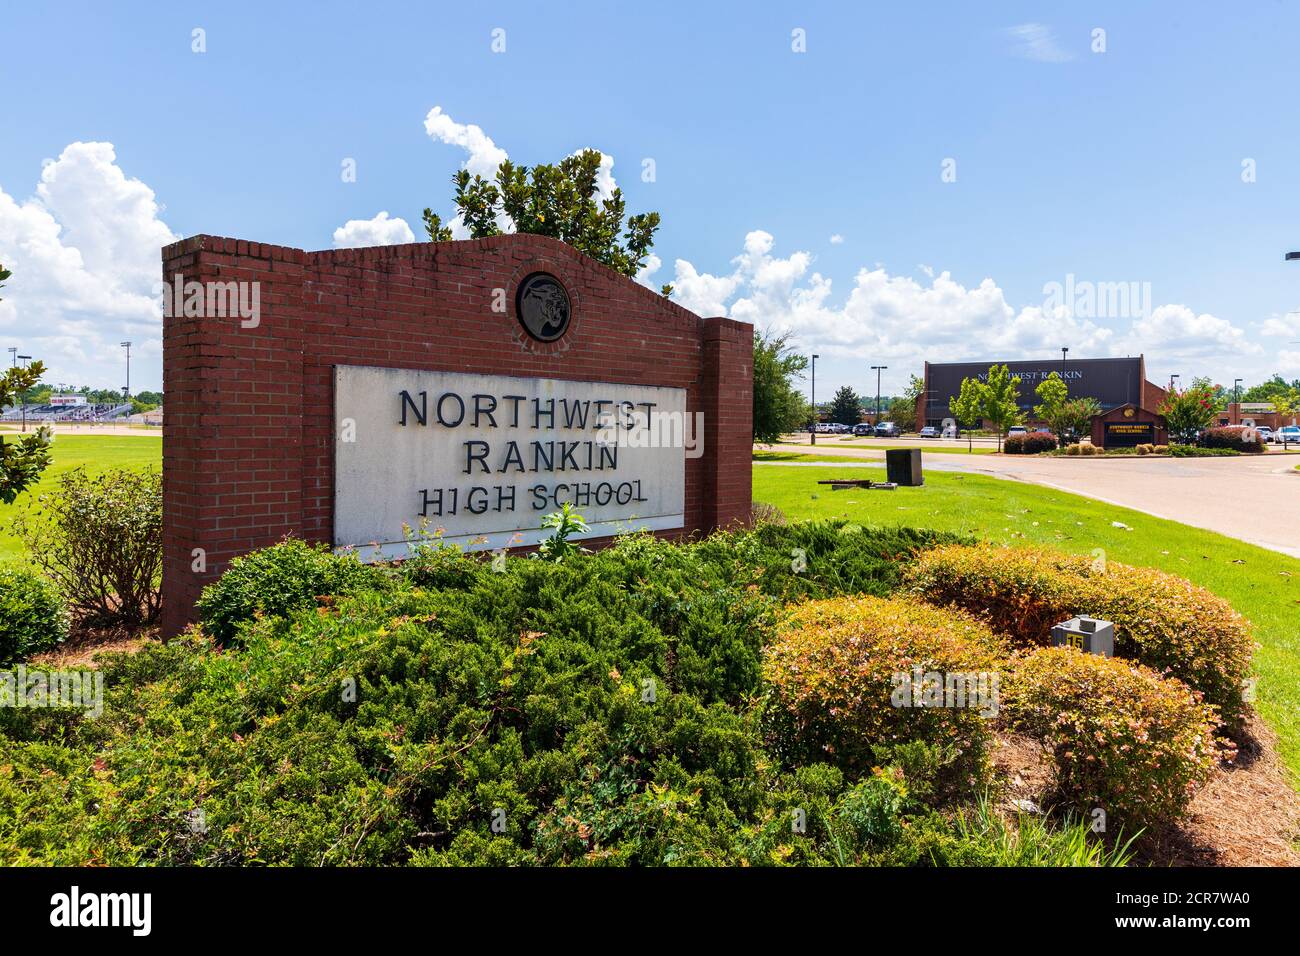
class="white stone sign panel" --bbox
[334,365,688,558]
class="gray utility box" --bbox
[1050,616,1115,657]
[885,448,923,486]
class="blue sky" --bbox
[2,1,1298,396]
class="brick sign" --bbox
[335,366,689,555]
[161,233,753,635]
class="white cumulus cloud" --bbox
[332,211,415,248]
[1116,303,1260,360]
[655,230,1265,382]
[0,142,176,390]
[423,106,509,180]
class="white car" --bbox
[1277,426,1300,445]
[1254,425,1274,443]
[1007,426,1028,437]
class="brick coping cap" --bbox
[161,232,743,329]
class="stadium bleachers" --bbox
[0,402,133,423]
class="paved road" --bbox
[760,443,1300,558]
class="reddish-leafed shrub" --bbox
[763,595,1005,787]
[904,545,1253,721]
[1004,646,1220,826]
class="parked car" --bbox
[1277,426,1300,445]
[852,423,874,436]
[1254,425,1274,443]
[1007,425,1028,437]
[875,421,901,438]
[918,426,938,438]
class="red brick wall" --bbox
[161,233,752,636]
[1141,379,1168,412]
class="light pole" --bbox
[1060,347,1069,395]
[1168,373,1179,393]
[16,354,31,432]
[6,347,15,367]
[810,353,819,446]
[870,365,887,430]
[120,341,132,401]
[1233,378,1242,424]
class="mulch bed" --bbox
[993,716,1300,866]
[28,622,154,669]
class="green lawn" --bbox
[0,435,161,561]
[755,462,1300,784]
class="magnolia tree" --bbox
[423,149,666,291]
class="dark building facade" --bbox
[916,355,1167,429]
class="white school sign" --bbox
[334,365,689,558]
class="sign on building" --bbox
[1103,421,1156,447]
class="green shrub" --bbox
[1169,444,1238,458]
[825,769,909,862]
[904,544,1253,720]
[679,521,967,604]
[1199,425,1264,453]
[762,595,1004,788]
[13,467,161,628]
[0,566,68,664]
[1004,647,1219,827]
[1004,433,1058,454]
[397,539,484,591]
[4,524,1132,867]
[195,539,390,645]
